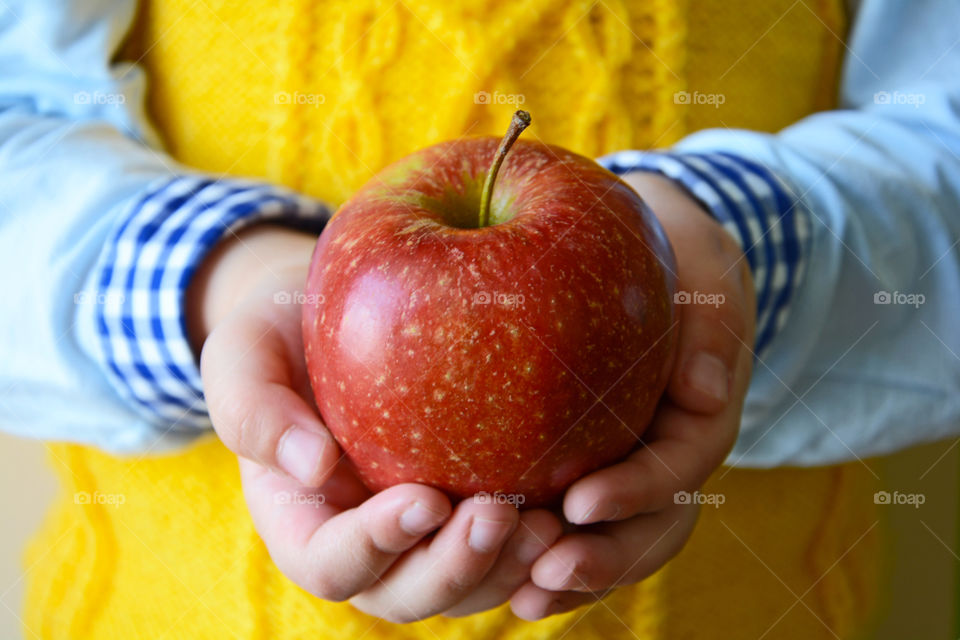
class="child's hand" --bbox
[190,171,754,622]
[191,225,563,621]
[510,173,757,620]
[235,457,565,621]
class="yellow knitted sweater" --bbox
[25,0,885,638]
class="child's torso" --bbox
[124,0,845,204]
[23,3,886,640]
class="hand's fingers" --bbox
[624,171,755,416]
[532,502,699,593]
[563,404,733,523]
[667,278,749,414]
[350,500,520,623]
[202,298,340,487]
[239,459,452,601]
[442,509,563,617]
[564,340,750,524]
[510,582,604,621]
[665,228,753,414]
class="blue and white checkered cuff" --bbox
[598,150,811,355]
[91,175,330,430]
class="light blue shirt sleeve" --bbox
[0,0,184,450]
[674,0,960,466]
[0,1,329,451]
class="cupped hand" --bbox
[510,172,757,620]
[191,225,564,622]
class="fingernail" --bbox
[685,352,729,404]
[574,501,621,524]
[539,562,574,590]
[469,517,513,553]
[574,501,600,524]
[400,501,447,535]
[277,426,326,486]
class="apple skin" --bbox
[302,136,677,508]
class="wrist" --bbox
[604,151,809,355]
[623,170,756,333]
[623,172,750,276]
[623,172,711,217]
[186,224,317,352]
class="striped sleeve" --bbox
[598,150,811,355]
[88,175,330,431]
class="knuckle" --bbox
[361,516,408,556]
[270,550,355,603]
[305,572,354,603]
[239,411,281,467]
[214,401,281,470]
[438,569,477,600]
[487,565,525,592]
[227,407,258,456]
[359,506,419,557]
[366,534,407,557]
[208,396,242,451]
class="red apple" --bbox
[302,111,677,507]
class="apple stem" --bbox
[478,110,531,228]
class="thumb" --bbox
[667,302,739,413]
[201,302,340,487]
[623,170,755,416]
[667,255,754,415]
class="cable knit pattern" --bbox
[22,1,885,638]
[133,0,693,205]
[128,0,847,207]
[25,441,882,639]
